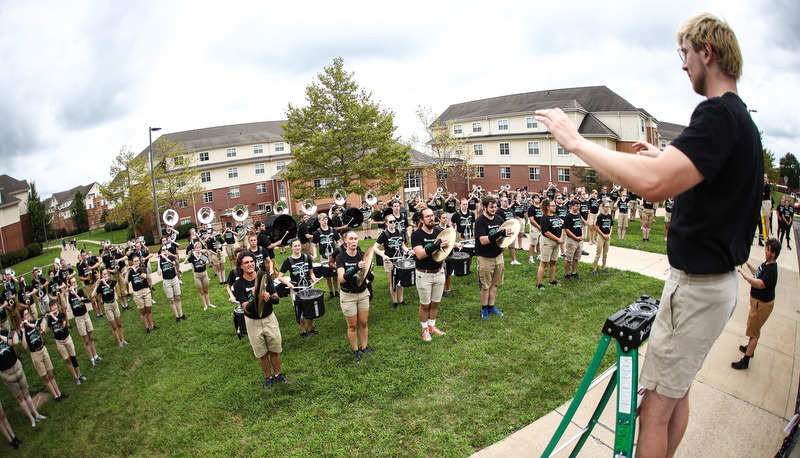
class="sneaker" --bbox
[59,393,69,400]
[400,300,408,306]
[119,342,125,347]
[510,260,521,265]
[122,341,128,346]
[146,327,151,334]
[75,377,81,386]
[422,327,432,342]
[273,373,288,384]
[97,313,104,318]
[204,305,208,311]
[263,376,273,390]
[481,308,490,320]
[564,274,572,281]
[35,414,46,421]
[91,357,96,367]
[94,356,102,362]
[335,292,340,298]
[329,292,335,299]
[353,350,362,363]
[429,325,446,336]
[529,256,535,264]
[301,331,309,338]
[441,290,449,298]
[151,299,156,304]
[360,345,376,355]
[308,328,318,335]
[601,268,611,274]
[559,253,566,258]
[581,250,590,256]
[572,273,582,280]
[79,374,87,381]
[207,304,216,308]
[180,315,187,320]
[488,306,504,317]
[549,280,561,287]
[536,283,546,290]
[152,325,158,330]
[739,345,754,358]
[593,270,598,276]
[392,302,398,309]
[176,317,181,323]
[664,237,668,241]
[731,357,749,370]
[536,255,542,261]
[54,395,62,403]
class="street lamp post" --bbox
[149,127,163,242]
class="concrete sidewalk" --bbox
[474,229,799,457]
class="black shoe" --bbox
[400,300,408,306]
[220,281,225,285]
[572,273,582,280]
[353,350,362,363]
[180,315,187,320]
[536,283,545,290]
[564,274,572,281]
[59,393,69,400]
[441,290,449,298]
[263,376,273,390]
[54,395,62,402]
[360,345,375,356]
[146,327,151,333]
[308,328,318,335]
[335,292,340,298]
[151,325,158,330]
[731,356,750,370]
[739,345,754,358]
[301,331,308,338]
[11,437,20,446]
[329,292,335,299]
[581,250,589,256]
[392,302,398,309]
[9,439,18,450]
[549,280,561,287]
[273,373,288,384]
[176,317,181,323]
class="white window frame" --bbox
[254,163,265,175]
[256,183,267,194]
[177,199,188,208]
[529,167,540,181]
[500,166,511,179]
[199,151,209,162]
[180,217,191,225]
[405,170,421,189]
[276,161,286,171]
[227,167,238,179]
[499,142,510,155]
[558,167,570,182]
[275,143,285,152]
[472,122,482,133]
[453,124,462,135]
[475,166,484,178]
[528,141,540,155]
[526,117,538,129]
[253,144,264,155]
[226,148,237,158]
[557,145,569,156]
[200,172,211,183]
[202,191,213,203]
[229,187,240,199]
[497,119,509,131]
[473,144,484,156]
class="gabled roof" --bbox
[52,183,96,205]
[139,120,288,158]
[657,121,687,140]
[0,175,29,210]
[437,86,639,122]
[578,114,619,138]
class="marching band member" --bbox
[475,196,508,319]
[587,189,600,245]
[43,300,87,385]
[66,278,101,366]
[19,308,68,402]
[254,221,279,275]
[498,197,520,265]
[537,199,563,290]
[132,239,156,304]
[336,230,374,362]
[312,213,340,299]
[225,247,246,304]
[222,225,239,270]
[0,327,47,427]
[102,243,130,310]
[157,245,185,323]
[562,199,584,280]
[411,207,449,341]
[128,255,156,333]
[232,251,286,390]
[187,241,215,310]
[615,189,631,240]
[437,211,455,296]
[206,229,226,285]
[527,194,543,263]
[297,213,316,258]
[279,238,319,337]
[94,268,127,346]
[246,233,271,275]
[374,213,409,309]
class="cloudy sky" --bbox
[1,0,798,197]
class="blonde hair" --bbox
[677,13,742,80]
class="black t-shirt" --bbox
[22,322,44,353]
[596,213,614,235]
[500,207,515,223]
[371,210,386,230]
[762,183,771,200]
[445,198,457,213]
[540,214,563,239]
[248,247,271,273]
[665,199,674,214]
[96,279,117,303]
[297,222,311,243]
[563,212,583,239]
[408,200,418,214]
[103,251,117,272]
[556,205,568,220]
[162,242,178,256]
[474,214,504,258]
[336,248,368,294]
[376,228,406,259]
[668,93,763,274]
[617,197,630,214]
[257,232,276,259]
[451,210,475,237]
[642,200,654,210]
[47,312,70,341]
[233,274,277,319]
[468,197,478,211]
[0,329,18,371]
[411,226,444,271]
[223,230,237,245]
[390,213,409,236]
[187,252,209,273]
[546,188,556,200]
[579,200,589,220]
[68,290,88,317]
[77,261,91,285]
[159,255,179,280]
[751,262,777,302]
[528,205,543,228]
[313,227,340,260]
[281,254,313,285]
[226,268,240,287]
[127,268,150,292]
[206,236,223,253]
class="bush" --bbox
[175,222,197,240]
[0,247,29,267]
[104,221,129,232]
[26,243,43,258]
[142,231,154,246]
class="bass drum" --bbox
[264,214,297,246]
[308,214,321,234]
[233,305,247,339]
[295,288,325,320]
[446,251,472,277]
[392,258,416,288]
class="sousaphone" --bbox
[495,219,521,248]
[432,227,456,262]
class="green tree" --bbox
[101,145,153,237]
[151,137,205,212]
[26,181,51,242]
[764,148,778,183]
[779,152,799,191]
[572,168,610,193]
[70,189,90,233]
[412,106,473,193]
[282,57,411,200]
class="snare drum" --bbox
[446,251,471,277]
[232,305,247,339]
[393,258,416,288]
[460,242,476,257]
[295,288,325,320]
[312,262,337,278]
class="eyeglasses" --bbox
[677,48,687,64]
[386,220,396,223]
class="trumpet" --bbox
[393,193,401,201]
[504,184,511,191]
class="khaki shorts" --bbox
[665,212,672,223]
[565,238,582,261]
[162,276,181,299]
[0,360,29,398]
[762,200,771,218]
[30,347,53,377]
[194,270,210,289]
[55,335,77,360]
[225,244,237,260]
[540,237,560,263]
[340,289,370,317]
[587,213,598,226]
[112,270,128,299]
[477,254,504,289]
[529,225,541,247]
[74,313,93,337]
[209,251,224,267]
[85,281,98,299]
[618,212,629,229]
[746,297,775,339]
[416,269,445,304]
[641,209,655,226]
[245,313,282,358]
[640,268,737,399]
[104,301,120,321]
[383,259,394,275]
[133,289,152,310]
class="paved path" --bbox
[474,225,800,457]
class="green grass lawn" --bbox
[609,215,668,255]
[4,247,64,279]
[0,240,664,456]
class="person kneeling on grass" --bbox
[19,309,68,402]
[233,251,287,390]
[66,278,101,366]
[94,269,127,346]
[733,237,780,370]
[44,302,87,385]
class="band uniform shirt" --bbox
[751,261,777,302]
[336,247,369,294]
[411,226,444,271]
[474,214,504,258]
[376,228,406,259]
[596,213,614,235]
[540,213,563,239]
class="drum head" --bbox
[451,251,470,260]
[297,288,324,300]
[395,258,415,270]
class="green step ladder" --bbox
[542,295,660,458]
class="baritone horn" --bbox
[301,199,318,216]
[333,189,346,206]
[274,201,290,215]
[364,190,378,206]
[197,207,215,225]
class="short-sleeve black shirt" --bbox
[411,226,443,271]
[474,214,504,258]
